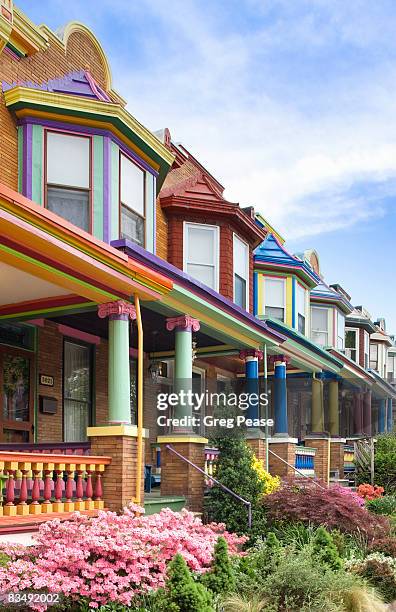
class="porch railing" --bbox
[204,447,219,487]
[0,451,111,517]
[295,446,316,477]
[344,444,355,474]
[0,442,91,455]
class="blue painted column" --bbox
[378,399,386,434]
[240,350,263,424]
[273,358,288,435]
[387,398,393,433]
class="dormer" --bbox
[345,305,376,369]
[253,226,320,336]
[157,135,265,312]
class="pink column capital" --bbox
[98,300,136,321]
[166,315,200,332]
[239,349,263,361]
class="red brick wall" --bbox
[359,328,365,368]
[0,30,108,190]
[167,213,254,312]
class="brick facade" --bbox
[330,440,345,479]
[307,438,330,482]
[160,441,207,512]
[268,441,297,477]
[0,31,108,191]
[247,438,268,470]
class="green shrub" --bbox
[204,436,267,540]
[312,526,343,571]
[357,434,396,493]
[201,537,235,596]
[367,495,396,516]
[160,553,213,612]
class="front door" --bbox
[0,346,34,442]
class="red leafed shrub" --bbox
[262,478,390,541]
[369,536,396,557]
[357,483,384,500]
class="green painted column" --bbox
[328,380,339,437]
[98,301,136,424]
[311,377,324,433]
[166,315,200,430]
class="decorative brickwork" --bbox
[159,441,206,512]
[330,440,345,479]
[268,441,297,477]
[0,30,108,191]
[90,433,144,512]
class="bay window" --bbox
[345,329,358,362]
[183,223,219,290]
[296,283,306,334]
[120,153,145,246]
[46,131,91,232]
[337,311,345,350]
[233,234,249,309]
[311,307,329,346]
[263,277,285,321]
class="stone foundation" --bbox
[158,436,207,512]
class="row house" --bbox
[0,4,394,532]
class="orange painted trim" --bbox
[0,451,111,465]
[0,183,173,292]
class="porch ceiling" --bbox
[0,262,70,304]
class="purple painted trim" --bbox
[18,117,159,177]
[22,124,28,196]
[58,323,101,345]
[109,313,129,321]
[103,136,111,242]
[3,46,20,61]
[111,239,286,343]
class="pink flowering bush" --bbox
[330,484,365,507]
[0,505,246,610]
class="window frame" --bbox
[119,151,146,248]
[62,337,94,442]
[337,310,345,350]
[364,331,370,369]
[44,128,93,233]
[296,281,307,334]
[183,222,220,291]
[345,327,359,362]
[370,342,378,371]
[311,306,329,346]
[233,233,249,310]
[263,276,286,322]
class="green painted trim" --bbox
[93,135,104,240]
[145,173,155,253]
[0,303,94,321]
[144,497,185,515]
[6,42,26,58]
[31,124,43,205]
[110,142,119,242]
[17,126,23,193]
[0,243,120,301]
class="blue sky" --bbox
[18,0,396,330]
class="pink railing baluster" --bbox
[17,469,28,515]
[4,469,15,516]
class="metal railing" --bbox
[166,444,252,529]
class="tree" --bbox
[161,553,214,612]
[312,526,343,571]
[201,537,235,595]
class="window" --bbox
[311,307,329,346]
[120,154,145,246]
[63,340,92,442]
[233,235,249,309]
[296,283,306,334]
[263,277,285,321]
[345,329,358,362]
[370,343,378,371]
[46,131,91,232]
[184,223,219,290]
[337,311,345,350]
[364,331,370,369]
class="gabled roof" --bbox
[311,277,353,314]
[254,233,320,288]
[2,70,111,103]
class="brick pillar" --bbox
[268,438,298,477]
[247,437,268,470]
[158,436,207,512]
[306,437,330,483]
[88,426,146,512]
[330,439,346,479]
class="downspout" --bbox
[134,294,144,505]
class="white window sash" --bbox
[263,277,286,321]
[233,233,249,309]
[183,222,219,291]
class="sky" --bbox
[17,0,396,330]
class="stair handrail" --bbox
[268,448,326,489]
[165,444,252,529]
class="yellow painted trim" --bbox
[5,88,175,168]
[87,425,149,438]
[0,10,12,54]
[255,213,285,244]
[286,276,293,326]
[157,436,208,445]
[56,21,112,91]
[12,8,48,54]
